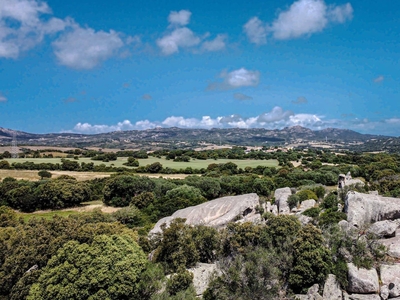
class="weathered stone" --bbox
[380,285,389,300]
[347,263,379,294]
[323,274,343,300]
[379,230,400,258]
[266,201,278,215]
[347,294,380,300]
[149,193,260,234]
[367,220,398,238]
[299,199,316,211]
[295,284,323,300]
[275,187,292,215]
[380,264,400,298]
[345,191,400,227]
[297,214,313,225]
[187,263,219,296]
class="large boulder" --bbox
[347,263,379,294]
[345,191,400,227]
[275,187,292,215]
[346,294,381,300]
[149,193,260,234]
[323,274,343,300]
[367,220,398,238]
[380,264,400,298]
[295,284,323,300]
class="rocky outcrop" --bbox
[345,192,400,227]
[295,284,323,300]
[379,230,400,258]
[367,220,398,238]
[346,294,381,300]
[323,274,343,300]
[149,193,261,234]
[187,263,219,296]
[380,264,400,298]
[275,187,292,215]
[347,263,379,294]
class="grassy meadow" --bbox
[4,156,279,170]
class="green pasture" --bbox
[5,157,279,170]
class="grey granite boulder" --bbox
[149,193,260,234]
[323,274,343,300]
[347,263,379,294]
[379,230,400,258]
[345,191,400,227]
[367,220,398,238]
[380,264,400,298]
[347,294,381,300]
[275,187,292,215]
[380,285,389,300]
[295,284,323,300]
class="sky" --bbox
[0,0,399,136]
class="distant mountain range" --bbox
[0,126,399,152]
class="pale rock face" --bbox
[367,220,398,238]
[380,284,389,300]
[347,263,379,294]
[274,187,292,215]
[187,263,219,296]
[345,191,400,227]
[298,199,316,212]
[149,193,261,234]
[347,294,381,300]
[379,231,400,258]
[380,264,400,298]
[323,274,343,300]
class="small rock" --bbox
[347,294,381,300]
[380,284,389,300]
[380,263,400,298]
[367,220,398,238]
[323,274,342,300]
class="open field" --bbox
[4,157,279,169]
[0,169,112,181]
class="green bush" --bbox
[297,189,318,202]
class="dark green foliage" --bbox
[111,206,148,228]
[38,170,52,179]
[147,162,163,173]
[28,234,147,300]
[152,218,199,273]
[123,156,140,166]
[0,206,19,227]
[103,175,156,207]
[318,209,347,227]
[302,207,321,218]
[287,194,300,210]
[166,268,194,296]
[131,191,155,209]
[161,185,206,216]
[289,224,332,293]
[190,225,220,263]
[266,215,301,248]
[0,160,10,169]
[321,192,338,209]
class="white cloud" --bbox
[374,75,384,83]
[69,107,400,136]
[157,10,227,55]
[168,10,191,26]
[201,34,227,52]
[243,17,268,45]
[0,0,70,58]
[53,25,124,69]
[156,27,201,55]
[244,0,353,43]
[0,93,7,102]
[208,68,260,90]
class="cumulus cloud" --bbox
[244,0,353,43]
[156,27,201,55]
[243,17,268,45]
[53,25,125,69]
[233,93,253,100]
[0,0,71,58]
[292,96,308,104]
[168,10,192,26]
[207,68,260,90]
[201,34,227,52]
[142,94,152,100]
[157,10,226,55]
[0,93,7,102]
[69,106,400,136]
[374,75,384,83]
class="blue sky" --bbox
[0,0,399,136]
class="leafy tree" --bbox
[166,268,194,296]
[296,189,318,202]
[28,234,147,300]
[0,206,19,227]
[147,162,163,173]
[103,175,156,207]
[131,191,155,209]
[161,185,206,216]
[38,170,52,180]
[0,160,10,169]
[123,156,139,167]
